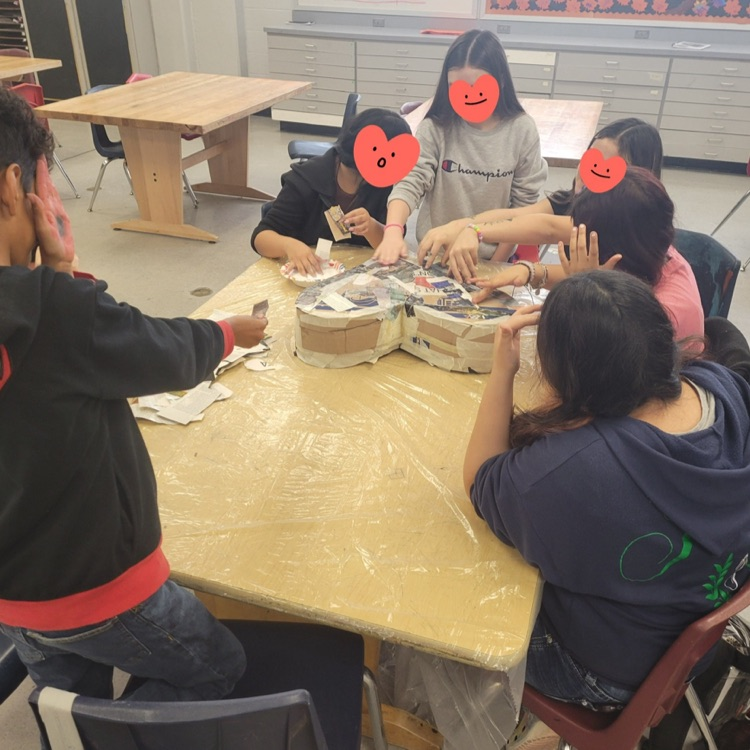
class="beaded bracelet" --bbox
[536,263,549,291]
[516,260,535,287]
[466,224,484,243]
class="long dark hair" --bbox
[0,87,53,191]
[548,118,663,215]
[334,108,411,169]
[510,270,682,448]
[570,166,675,287]
[425,29,524,127]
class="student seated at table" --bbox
[420,117,662,281]
[372,29,548,268]
[0,87,267,703]
[473,167,705,342]
[251,108,411,276]
[464,270,750,748]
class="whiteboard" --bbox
[296,0,478,19]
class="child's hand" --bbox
[286,244,322,276]
[470,266,531,304]
[560,224,622,277]
[28,157,76,272]
[372,229,408,265]
[444,227,479,283]
[227,315,268,349]
[342,207,372,236]
[492,305,542,375]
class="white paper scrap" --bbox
[245,360,276,372]
[156,382,221,425]
[316,238,332,261]
[353,273,373,286]
[321,293,358,312]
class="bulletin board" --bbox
[483,0,750,23]
[296,0,479,19]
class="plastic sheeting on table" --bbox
[141,248,543,728]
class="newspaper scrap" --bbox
[132,382,232,425]
[324,205,351,242]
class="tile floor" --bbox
[0,115,748,748]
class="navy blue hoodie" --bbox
[0,265,231,630]
[471,361,750,689]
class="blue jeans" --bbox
[525,618,635,708]
[0,581,246,701]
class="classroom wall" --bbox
[243,0,296,76]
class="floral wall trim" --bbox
[485,0,750,22]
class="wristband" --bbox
[466,224,484,243]
[384,223,405,234]
[537,263,549,291]
[517,260,535,287]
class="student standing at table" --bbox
[420,117,662,280]
[0,88,266,702]
[473,167,705,342]
[372,29,547,269]
[251,108,411,276]
[465,271,750,748]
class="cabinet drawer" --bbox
[505,49,556,66]
[360,92,429,110]
[514,78,552,95]
[358,54,443,74]
[509,64,555,81]
[269,47,354,68]
[661,136,747,163]
[660,129,748,151]
[665,87,750,107]
[358,41,447,59]
[555,81,663,101]
[273,99,349,116]
[660,115,750,137]
[289,87,353,106]
[662,100,750,121]
[267,35,354,56]
[668,73,750,94]
[559,93,661,115]
[557,52,669,73]
[671,58,750,78]
[270,60,354,81]
[598,111,659,128]
[556,68,666,86]
[358,68,438,86]
[359,81,436,99]
[268,70,354,91]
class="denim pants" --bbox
[0,580,246,701]
[525,617,635,708]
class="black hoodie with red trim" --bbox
[0,265,233,630]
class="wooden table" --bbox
[0,54,61,81]
[35,72,312,242]
[403,98,604,169]
[143,248,541,653]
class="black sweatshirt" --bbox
[0,265,232,630]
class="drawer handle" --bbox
[306,93,319,98]
[704,152,719,157]
[305,68,316,73]
[723,67,739,72]
[602,75,617,80]
[710,124,725,130]
[605,60,620,66]
[713,110,728,116]
[707,138,724,143]
[719,81,735,87]
[396,49,410,55]
[716,96,732,101]
[396,88,407,93]
[304,43,316,48]
[306,105,318,110]
[602,101,611,107]
[601,88,614,94]
[395,62,409,68]
[396,75,408,81]
[305,56,316,61]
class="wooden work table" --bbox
[0,55,61,81]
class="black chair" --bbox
[28,620,386,750]
[673,228,740,319]
[0,633,26,704]
[287,93,360,163]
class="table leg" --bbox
[190,117,275,202]
[115,126,218,242]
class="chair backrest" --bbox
[342,93,361,130]
[9,82,44,108]
[125,72,152,84]
[85,85,125,158]
[524,577,750,750]
[30,686,329,750]
[673,228,740,319]
[0,47,35,86]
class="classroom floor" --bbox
[0,116,749,748]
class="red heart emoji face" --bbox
[579,148,627,193]
[448,74,500,124]
[353,125,420,188]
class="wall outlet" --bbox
[497,24,511,34]
[634,29,650,39]
[372,17,386,27]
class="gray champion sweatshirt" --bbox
[389,113,548,258]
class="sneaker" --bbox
[507,712,561,750]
